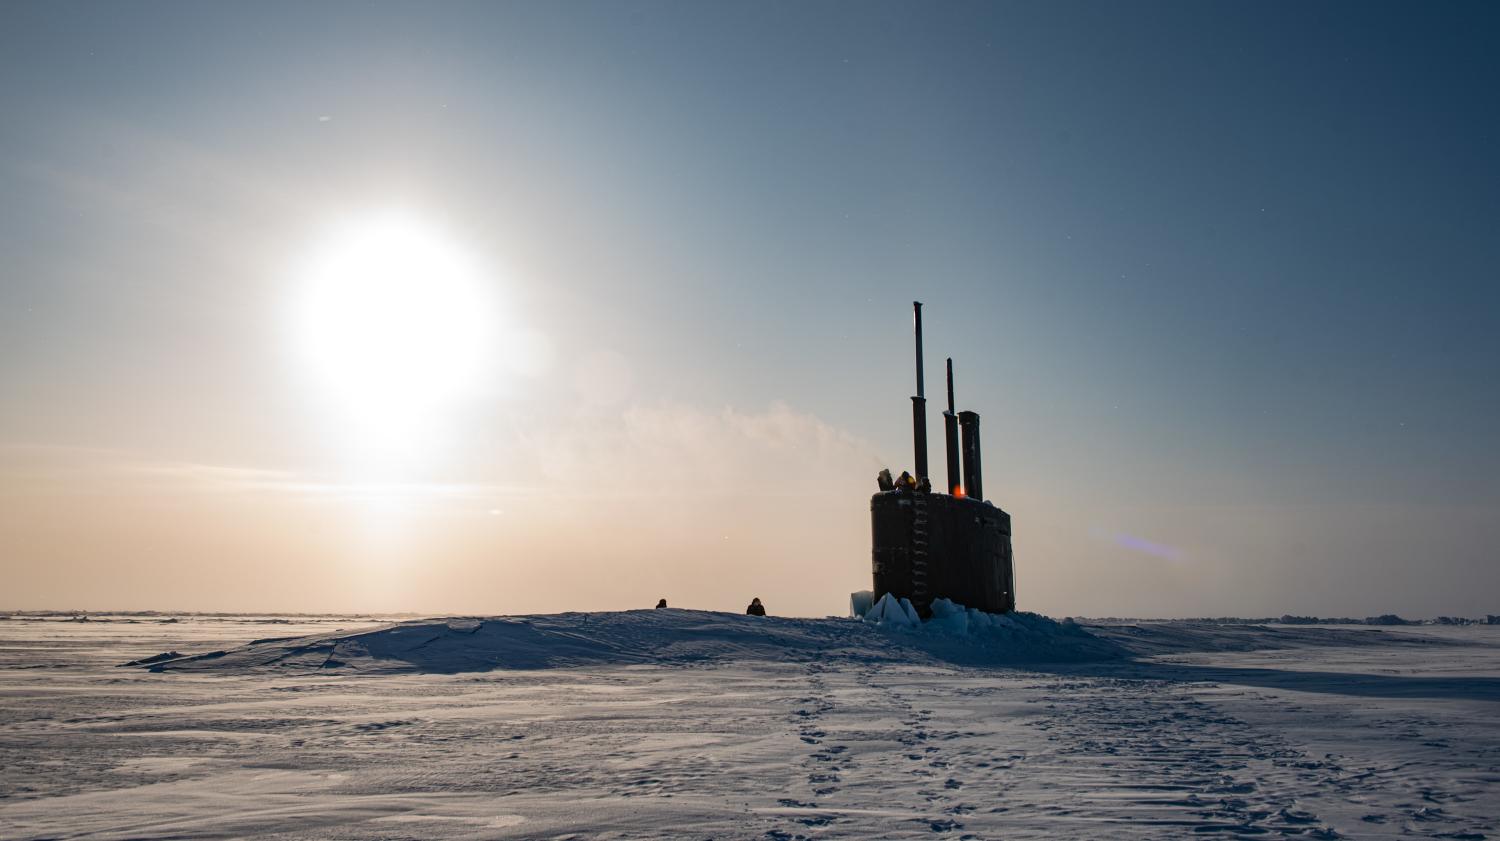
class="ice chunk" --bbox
[849,590,874,619]
[927,598,969,635]
[864,593,920,627]
[899,597,921,625]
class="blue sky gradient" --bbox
[2,1,1496,616]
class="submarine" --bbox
[870,302,1016,617]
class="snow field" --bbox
[1,615,1496,839]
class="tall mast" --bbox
[911,301,928,482]
[944,357,961,495]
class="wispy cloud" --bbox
[0,400,870,505]
[515,400,872,499]
[0,443,522,505]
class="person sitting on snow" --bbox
[655,599,668,609]
[746,597,766,616]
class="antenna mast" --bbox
[911,301,928,482]
[944,358,961,495]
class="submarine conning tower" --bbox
[871,302,1016,617]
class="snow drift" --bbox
[127,607,1125,674]
[124,605,1466,676]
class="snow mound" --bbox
[125,605,1451,677]
[128,608,1128,675]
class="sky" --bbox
[2,1,1497,618]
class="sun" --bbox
[292,211,494,450]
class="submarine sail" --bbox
[870,302,1016,616]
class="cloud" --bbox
[0,406,877,614]
[0,400,870,505]
[519,401,871,499]
[0,443,521,507]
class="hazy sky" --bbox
[2,1,1497,617]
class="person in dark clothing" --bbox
[655,599,668,609]
[746,597,766,616]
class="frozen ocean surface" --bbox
[1,611,1497,839]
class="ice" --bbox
[2,613,1498,839]
[850,594,1099,661]
[848,589,874,619]
[860,592,921,627]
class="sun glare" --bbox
[293,211,494,455]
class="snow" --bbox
[2,613,1498,839]
[119,605,1127,674]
